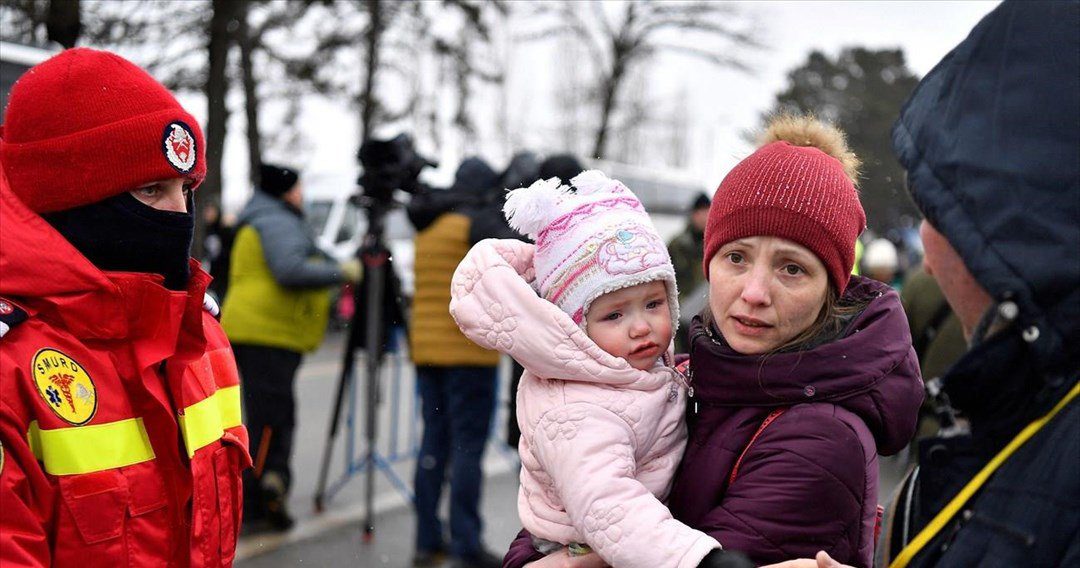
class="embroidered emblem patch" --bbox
[32,348,98,425]
[162,121,197,173]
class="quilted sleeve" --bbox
[451,238,630,381]
[532,403,719,568]
[448,239,537,355]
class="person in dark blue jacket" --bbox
[767,2,1078,568]
[882,2,1079,566]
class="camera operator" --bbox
[407,156,522,568]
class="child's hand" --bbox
[525,547,609,568]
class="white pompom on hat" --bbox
[504,170,679,330]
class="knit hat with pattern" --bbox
[0,48,205,214]
[703,116,866,292]
[505,170,679,329]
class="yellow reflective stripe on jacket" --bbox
[27,418,155,476]
[178,385,242,458]
[890,380,1079,568]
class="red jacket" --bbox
[0,169,250,567]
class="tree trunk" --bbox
[237,0,262,188]
[591,2,640,160]
[197,0,238,259]
[45,0,81,48]
[360,0,383,142]
[592,54,626,160]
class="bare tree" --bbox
[552,36,589,157]
[0,0,80,47]
[667,87,689,168]
[359,0,384,141]
[83,1,211,91]
[611,70,651,164]
[436,0,507,150]
[261,0,506,159]
[199,0,240,249]
[0,0,44,45]
[259,0,407,141]
[521,0,759,160]
[237,0,259,187]
[45,0,79,47]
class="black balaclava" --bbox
[44,192,195,290]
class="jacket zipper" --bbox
[686,322,728,418]
[687,326,711,416]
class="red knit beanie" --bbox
[0,48,205,213]
[703,117,866,292]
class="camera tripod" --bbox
[313,196,407,539]
[313,133,434,539]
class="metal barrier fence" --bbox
[318,328,519,508]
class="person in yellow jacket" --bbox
[406,157,522,568]
[220,164,361,531]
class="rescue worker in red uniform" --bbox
[0,48,249,567]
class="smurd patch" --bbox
[32,348,98,426]
[162,121,197,173]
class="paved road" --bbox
[235,331,521,566]
[238,471,522,568]
[236,331,910,567]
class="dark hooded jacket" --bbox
[406,156,510,237]
[504,277,923,568]
[885,1,1080,566]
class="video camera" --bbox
[356,133,437,207]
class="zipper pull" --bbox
[687,364,694,399]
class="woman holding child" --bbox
[455,116,923,568]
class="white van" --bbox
[300,160,706,297]
[301,171,416,296]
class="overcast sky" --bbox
[682,0,1002,184]
[214,0,1001,211]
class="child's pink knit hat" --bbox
[504,170,679,329]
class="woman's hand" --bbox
[760,551,852,568]
[524,547,609,568]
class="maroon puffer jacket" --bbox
[668,276,923,567]
[504,277,923,567]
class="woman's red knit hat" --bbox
[0,48,205,213]
[703,116,866,292]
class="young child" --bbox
[449,171,723,568]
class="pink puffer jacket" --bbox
[449,239,720,568]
